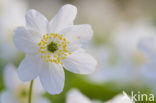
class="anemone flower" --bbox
[13,4,97,94]
[0,64,50,103]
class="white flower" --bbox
[89,20,156,84]
[66,89,101,103]
[111,20,155,68]
[0,0,27,60]
[138,36,156,78]
[88,47,133,83]
[66,89,134,103]
[138,36,156,92]
[0,64,50,103]
[13,4,97,94]
[105,92,134,103]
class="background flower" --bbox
[138,36,156,93]
[88,20,156,84]
[105,92,134,103]
[0,0,27,61]
[66,89,93,103]
[0,64,50,103]
[66,89,134,103]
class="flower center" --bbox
[47,41,58,53]
[14,84,30,103]
[21,90,27,97]
[38,33,72,65]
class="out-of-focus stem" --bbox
[28,80,34,103]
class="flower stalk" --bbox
[28,80,34,103]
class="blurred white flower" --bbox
[139,36,156,78]
[138,36,156,92]
[13,4,97,94]
[89,20,156,84]
[88,47,135,83]
[111,20,155,69]
[0,64,50,103]
[0,0,27,60]
[66,89,102,103]
[105,92,134,103]
[66,89,134,103]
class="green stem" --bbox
[28,80,34,103]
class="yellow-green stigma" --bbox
[14,84,29,103]
[21,90,27,97]
[47,41,58,53]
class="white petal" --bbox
[138,37,156,79]
[4,64,21,90]
[18,54,42,81]
[106,92,134,103]
[13,27,40,53]
[138,37,156,58]
[59,24,93,51]
[0,91,17,103]
[66,89,92,103]
[34,98,51,103]
[63,49,97,74]
[39,62,64,94]
[48,4,77,33]
[33,77,45,94]
[25,9,48,34]
[61,24,93,43]
[142,61,156,79]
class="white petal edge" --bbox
[63,48,97,74]
[60,24,93,43]
[18,54,42,81]
[39,62,64,94]
[33,77,45,95]
[25,9,48,34]
[105,92,134,103]
[66,89,92,103]
[138,37,156,58]
[0,91,17,103]
[59,24,93,51]
[34,98,51,103]
[142,61,156,79]
[48,4,77,33]
[4,64,21,90]
[13,27,40,53]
